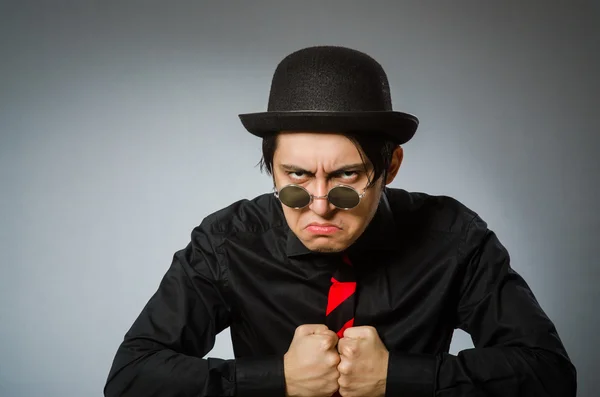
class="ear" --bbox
[384,146,404,185]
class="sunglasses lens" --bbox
[278,185,311,208]
[328,186,360,209]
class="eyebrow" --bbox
[279,163,366,175]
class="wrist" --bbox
[376,351,389,397]
[282,353,295,397]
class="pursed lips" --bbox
[304,222,342,234]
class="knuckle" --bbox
[332,352,341,365]
[338,375,351,388]
[296,324,326,336]
[319,336,334,350]
[321,376,339,394]
[326,383,339,396]
[324,333,338,346]
[332,369,341,380]
[326,352,341,367]
[344,344,357,357]
[338,360,351,375]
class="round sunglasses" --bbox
[274,184,366,210]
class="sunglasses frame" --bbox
[273,183,367,210]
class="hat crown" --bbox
[267,46,393,112]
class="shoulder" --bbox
[384,187,482,235]
[384,187,497,267]
[194,192,285,238]
[173,193,285,281]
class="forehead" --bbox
[274,132,364,166]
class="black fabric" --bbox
[266,46,394,113]
[103,187,577,397]
[239,46,419,144]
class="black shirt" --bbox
[104,187,576,396]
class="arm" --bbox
[385,215,577,397]
[103,222,285,397]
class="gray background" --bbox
[1,1,598,396]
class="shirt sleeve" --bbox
[103,221,286,397]
[385,214,577,397]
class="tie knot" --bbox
[341,252,353,266]
[332,252,355,283]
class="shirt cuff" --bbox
[386,352,436,397]
[235,355,286,397]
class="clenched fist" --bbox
[284,324,341,397]
[337,326,389,397]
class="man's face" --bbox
[273,132,397,253]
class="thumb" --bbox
[296,324,329,337]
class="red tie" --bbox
[325,252,356,337]
[325,253,356,397]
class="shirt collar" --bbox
[285,188,400,257]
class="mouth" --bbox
[305,222,341,235]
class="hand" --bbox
[284,324,341,397]
[337,326,389,397]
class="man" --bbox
[104,46,576,397]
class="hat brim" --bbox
[238,111,418,145]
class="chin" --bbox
[302,237,348,253]
[311,246,344,253]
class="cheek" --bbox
[282,207,301,227]
[344,212,368,232]
[347,192,380,226]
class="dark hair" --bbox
[257,132,398,188]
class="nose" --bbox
[308,179,335,216]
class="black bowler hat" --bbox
[239,45,419,145]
